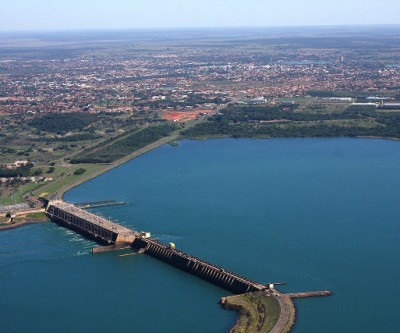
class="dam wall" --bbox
[132,238,267,294]
[46,201,137,245]
[46,200,268,294]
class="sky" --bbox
[0,0,400,31]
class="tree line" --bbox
[182,104,400,139]
[70,123,178,164]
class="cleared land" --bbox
[161,110,212,122]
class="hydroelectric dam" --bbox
[46,200,332,333]
[46,200,267,294]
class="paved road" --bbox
[269,293,295,333]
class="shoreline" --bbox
[56,134,400,200]
[221,291,296,333]
[0,209,49,231]
[0,219,48,231]
[7,134,344,333]
[55,133,181,200]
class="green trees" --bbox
[29,113,99,134]
[70,123,178,164]
[73,168,86,175]
[182,105,400,139]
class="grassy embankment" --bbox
[1,114,209,204]
[25,212,48,220]
[54,132,181,199]
[0,122,183,203]
[0,211,48,230]
[221,292,287,333]
[31,120,202,200]
[31,163,104,199]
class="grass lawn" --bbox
[31,163,105,199]
[0,163,106,205]
[0,182,43,205]
[0,217,10,223]
[25,212,48,220]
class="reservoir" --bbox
[1,138,400,332]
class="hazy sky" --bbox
[1,0,399,31]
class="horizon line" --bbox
[1,23,400,34]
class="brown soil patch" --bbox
[161,110,212,122]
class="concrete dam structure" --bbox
[46,201,137,245]
[132,238,266,294]
[46,200,268,294]
[45,200,332,333]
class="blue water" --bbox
[1,138,400,332]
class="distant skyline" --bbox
[1,0,400,32]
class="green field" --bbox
[31,164,104,198]
[25,212,48,220]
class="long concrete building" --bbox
[46,201,137,244]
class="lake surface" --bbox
[1,138,400,332]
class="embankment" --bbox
[220,291,295,333]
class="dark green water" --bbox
[1,138,400,332]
